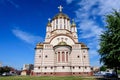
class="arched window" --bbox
[66,52,68,62]
[45,66,47,69]
[73,66,75,69]
[38,66,40,69]
[58,52,60,62]
[45,55,48,58]
[62,66,64,69]
[51,67,53,69]
[39,55,41,58]
[62,52,65,62]
[84,56,86,58]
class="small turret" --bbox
[47,18,51,27]
[71,19,76,27]
[46,18,52,32]
[71,19,77,33]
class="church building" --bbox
[33,5,91,76]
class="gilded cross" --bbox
[58,5,63,12]
[48,18,51,22]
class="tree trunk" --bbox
[115,67,118,78]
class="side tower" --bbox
[33,5,91,76]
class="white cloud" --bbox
[66,0,120,66]
[89,49,98,58]
[98,0,120,15]
[90,60,101,66]
[66,0,73,4]
[12,28,43,44]
[76,0,120,16]
[74,0,120,42]
[77,19,103,39]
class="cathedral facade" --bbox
[33,6,91,76]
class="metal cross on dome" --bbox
[48,18,51,22]
[72,19,74,22]
[58,5,63,12]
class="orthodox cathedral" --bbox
[33,5,91,76]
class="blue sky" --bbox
[0,0,120,69]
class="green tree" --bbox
[0,67,4,75]
[100,65,107,71]
[3,66,11,72]
[0,66,12,75]
[98,10,120,78]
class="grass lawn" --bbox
[0,76,97,80]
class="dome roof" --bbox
[71,19,76,27]
[53,12,70,19]
[53,41,72,51]
[71,23,76,27]
[58,41,67,46]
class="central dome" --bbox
[53,12,70,19]
[58,41,67,45]
[53,41,72,51]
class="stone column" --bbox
[56,52,58,62]
[58,19,60,29]
[67,20,70,31]
[54,19,56,30]
[62,18,64,29]
[60,19,62,29]
[65,19,67,29]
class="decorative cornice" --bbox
[51,29,72,34]
[49,34,77,43]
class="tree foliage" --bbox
[98,10,120,77]
[0,66,12,75]
[100,65,107,71]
